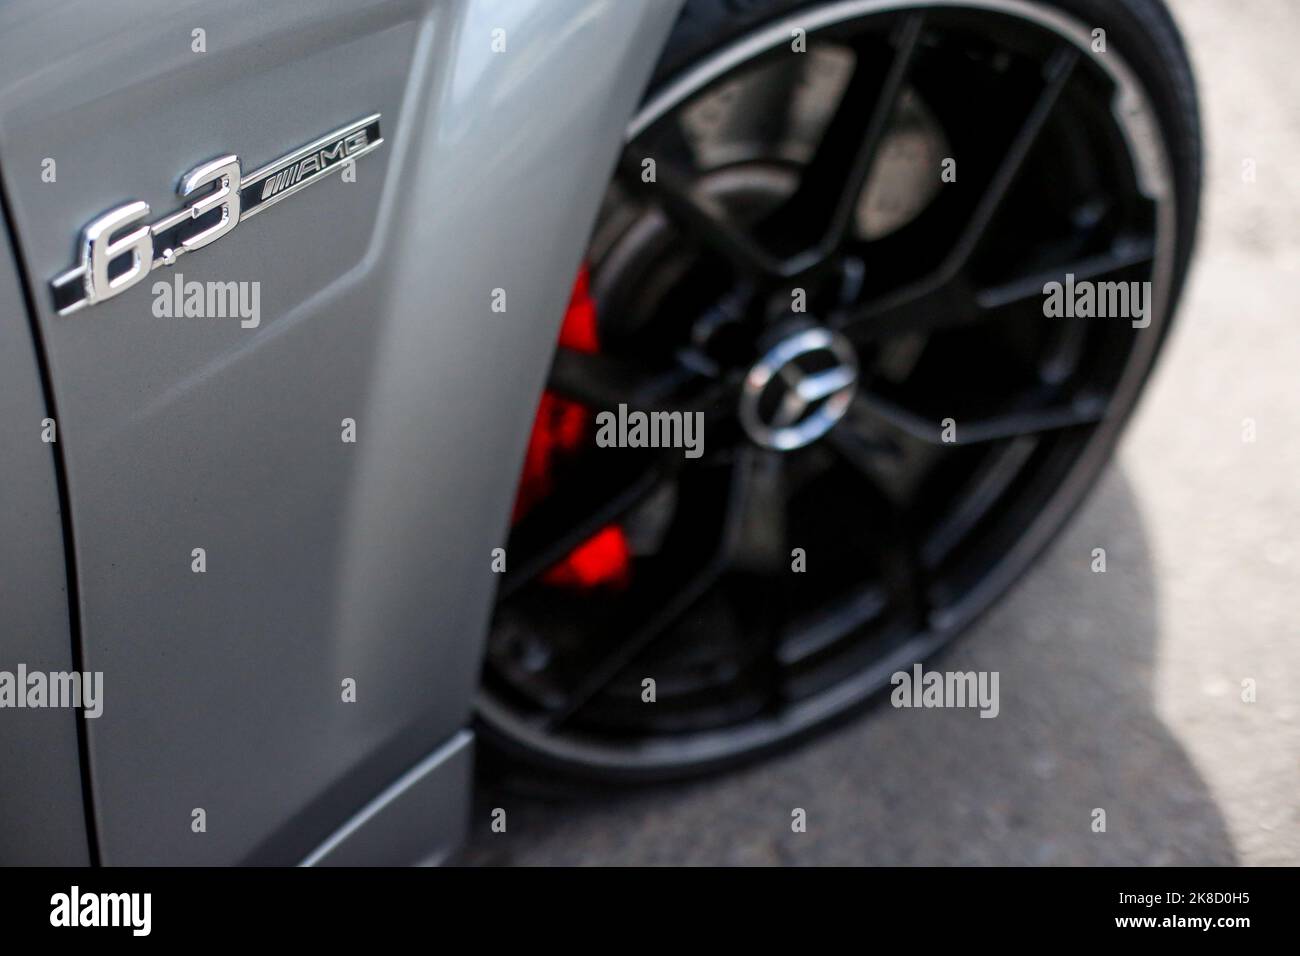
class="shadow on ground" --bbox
[457,466,1235,865]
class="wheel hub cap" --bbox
[738,326,859,451]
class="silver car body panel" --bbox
[0,205,91,865]
[0,0,683,864]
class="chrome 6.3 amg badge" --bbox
[50,114,383,316]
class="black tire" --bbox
[477,0,1203,784]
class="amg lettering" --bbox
[319,139,347,164]
[259,134,364,200]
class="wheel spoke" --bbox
[501,450,674,599]
[840,233,1154,343]
[724,448,794,693]
[973,238,1156,311]
[759,14,926,262]
[853,388,1107,446]
[942,46,1079,274]
[776,581,888,667]
[919,436,1038,568]
[822,419,934,637]
[544,462,744,728]
[837,45,1080,340]
[548,347,702,409]
[828,399,939,509]
[617,152,784,277]
[728,448,789,574]
[837,270,978,342]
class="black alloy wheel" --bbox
[478,0,1201,781]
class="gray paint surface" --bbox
[0,206,89,865]
[0,0,682,863]
[303,730,472,866]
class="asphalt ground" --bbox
[459,0,1300,865]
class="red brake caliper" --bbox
[511,265,631,589]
